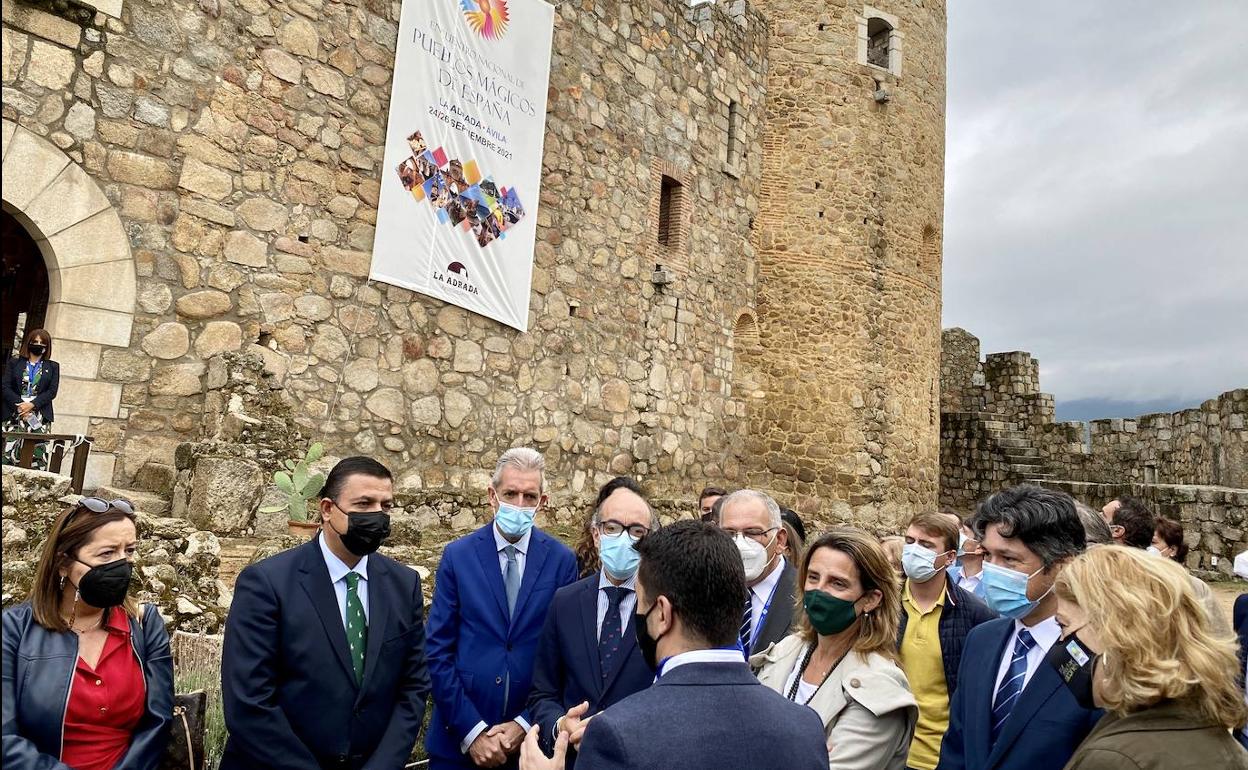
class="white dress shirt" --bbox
[992,615,1062,695]
[461,525,534,754]
[596,571,637,639]
[746,556,786,647]
[659,648,747,678]
[957,566,983,595]
[318,533,369,625]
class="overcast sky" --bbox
[942,1,1248,411]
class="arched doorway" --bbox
[2,119,138,488]
[1,209,49,360]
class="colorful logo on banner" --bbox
[459,0,510,39]
[395,130,526,250]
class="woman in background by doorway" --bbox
[3,328,59,470]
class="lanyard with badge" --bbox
[747,576,782,650]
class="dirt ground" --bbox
[1210,582,1245,628]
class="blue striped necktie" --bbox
[739,591,754,652]
[991,628,1036,744]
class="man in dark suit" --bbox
[1234,593,1248,749]
[221,456,429,770]
[717,489,796,655]
[426,448,578,769]
[519,519,828,770]
[939,485,1101,770]
[526,477,657,767]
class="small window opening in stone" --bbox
[867,17,892,69]
[817,23,826,31]
[568,301,579,317]
[657,175,681,247]
[818,210,825,219]
[298,234,310,243]
[726,100,742,166]
[814,181,822,190]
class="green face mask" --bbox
[803,589,860,635]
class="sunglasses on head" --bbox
[69,497,135,519]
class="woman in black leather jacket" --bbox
[2,497,172,770]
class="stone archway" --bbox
[2,119,136,486]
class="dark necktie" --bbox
[503,545,520,617]
[344,572,367,684]
[991,628,1036,744]
[739,590,754,652]
[598,586,630,679]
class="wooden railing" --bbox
[2,432,93,493]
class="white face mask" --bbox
[735,532,776,582]
[1146,545,1162,557]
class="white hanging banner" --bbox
[371,0,554,332]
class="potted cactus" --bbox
[259,443,326,537]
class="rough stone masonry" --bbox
[1,0,945,529]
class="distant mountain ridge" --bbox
[1055,396,1205,423]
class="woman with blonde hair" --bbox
[1053,545,1248,769]
[752,527,918,770]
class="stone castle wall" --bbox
[939,328,1248,569]
[2,0,773,503]
[746,0,947,522]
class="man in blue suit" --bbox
[1234,592,1248,749]
[939,485,1101,770]
[222,456,429,770]
[526,477,657,766]
[426,448,578,769]
[519,519,828,770]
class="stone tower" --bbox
[744,1,947,521]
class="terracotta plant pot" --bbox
[288,520,321,538]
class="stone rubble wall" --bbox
[1,465,228,632]
[2,0,772,506]
[1041,479,1248,578]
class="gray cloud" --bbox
[942,0,1248,404]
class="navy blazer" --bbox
[2,357,59,425]
[938,617,1101,770]
[2,602,173,770]
[525,574,653,765]
[425,524,578,766]
[220,535,430,770]
[575,661,829,769]
[897,575,998,696]
[1234,594,1248,678]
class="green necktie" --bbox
[344,572,367,684]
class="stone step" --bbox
[94,485,169,516]
[997,437,1031,449]
[1009,464,1047,475]
[218,536,265,588]
[1003,450,1040,462]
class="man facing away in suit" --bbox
[938,484,1100,770]
[425,448,579,769]
[519,519,829,770]
[526,476,658,768]
[717,489,797,656]
[221,456,430,770]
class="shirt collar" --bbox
[103,606,131,635]
[903,577,947,610]
[493,523,532,555]
[750,556,786,598]
[318,531,368,583]
[1016,614,1061,652]
[597,571,637,592]
[659,647,746,678]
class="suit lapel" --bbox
[985,631,1062,768]
[297,538,355,684]
[511,532,549,628]
[578,578,605,694]
[969,621,1013,764]
[473,526,511,622]
[356,557,390,702]
[752,563,796,653]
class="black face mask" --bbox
[633,602,662,672]
[72,558,133,609]
[29,345,46,357]
[1046,631,1100,711]
[331,510,391,556]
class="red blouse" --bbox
[61,608,147,770]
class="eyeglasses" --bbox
[599,520,650,540]
[720,526,778,541]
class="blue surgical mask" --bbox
[902,543,946,583]
[599,532,641,580]
[980,561,1051,620]
[495,501,537,539]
